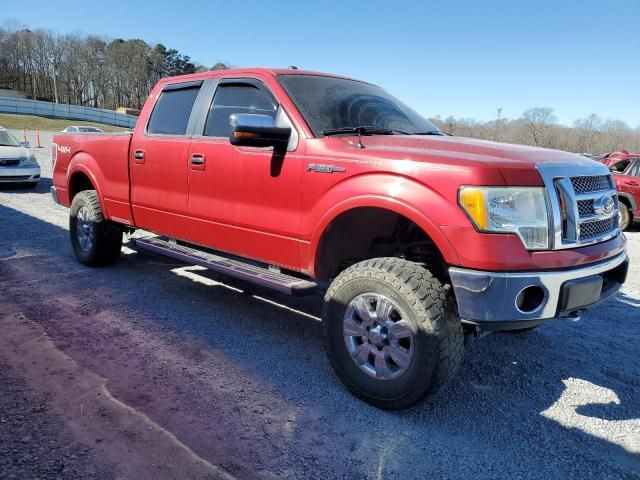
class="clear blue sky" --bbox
[5,0,639,127]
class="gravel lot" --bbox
[0,130,638,479]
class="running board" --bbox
[133,236,317,296]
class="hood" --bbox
[330,135,602,185]
[0,145,29,160]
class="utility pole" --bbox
[496,107,502,140]
[497,107,502,122]
[50,58,59,104]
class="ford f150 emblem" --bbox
[594,194,615,215]
[306,163,346,174]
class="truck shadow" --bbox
[1,202,638,478]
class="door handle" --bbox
[626,181,639,186]
[190,154,206,166]
[133,150,145,164]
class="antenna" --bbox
[355,127,366,149]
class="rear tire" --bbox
[619,202,631,231]
[70,190,122,266]
[323,258,463,409]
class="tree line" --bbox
[1,23,637,154]
[0,23,228,110]
[429,108,640,155]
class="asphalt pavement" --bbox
[0,130,638,479]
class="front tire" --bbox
[70,190,122,266]
[619,202,631,231]
[323,258,463,409]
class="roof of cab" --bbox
[160,67,360,85]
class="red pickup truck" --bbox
[51,68,629,409]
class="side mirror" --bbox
[229,114,291,148]
[20,141,30,148]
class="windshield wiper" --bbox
[321,126,396,136]
[322,127,448,137]
[411,131,448,136]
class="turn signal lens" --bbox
[459,187,487,230]
[233,131,260,138]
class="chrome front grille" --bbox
[0,158,20,167]
[577,199,595,217]
[579,217,618,241]
[570,175,612,194]
[537,163,620,250]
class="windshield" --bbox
[0,130,21,147]
[277,74,439,137]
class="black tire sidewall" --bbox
[70,193,99,265]
[69,191,121,266]
[325,275,439,404]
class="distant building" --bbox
[116,107,141,117]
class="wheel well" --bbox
[315,207,446,280]
[69,172,95,201]
[618,195,633,210]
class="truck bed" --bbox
[52,131,134,225]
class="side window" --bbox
[204,84,277,138]
[147,85,200,135]
[610,159,630,173]
[629,160,640,177]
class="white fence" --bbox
[0,97,137,128]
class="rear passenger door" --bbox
[130,81,203,239]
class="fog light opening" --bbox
[515,285,546,313]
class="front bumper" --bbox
[449,251,629,330]
[0,165,41,183]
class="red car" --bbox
[50,68,628,409]
[599,151,640,229]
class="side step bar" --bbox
[133,236,318,296]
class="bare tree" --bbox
[430,112,640,155]
[519,107,557,147]
[573,114,602,153]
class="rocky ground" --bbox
[0,130,638,479]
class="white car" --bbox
[61,126,104,133]
[0,127,40,188]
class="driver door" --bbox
[187,78,303,269]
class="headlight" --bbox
[459,186,549,250]
[21,155,38,167]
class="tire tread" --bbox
[323,257,463,409]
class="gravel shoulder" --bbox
[0,357,115,480]
[0,131,638,479]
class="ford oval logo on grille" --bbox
[594,194,615,215]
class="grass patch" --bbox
[0,113,129,133]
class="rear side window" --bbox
[628,160,640,177]
[204,84,277,138]
[147,85,200,135]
